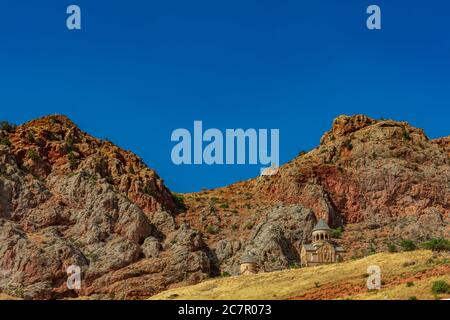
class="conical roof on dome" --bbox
[313,219,331,231]
[240,253,258,264]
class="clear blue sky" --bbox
[0,1,449,192]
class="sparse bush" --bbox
[85,251,99,262]
[27,130,35,143]
[402,127,411,140]
[387,243,397,253]
[206,224,220,235]
[402,261,416,267]
[289,263,300,269]
[68,152,79,170]
[406,282,414,287]
[331,227,343,239]
[231,224,239,231]
[128,166,135,174]
[408,296,417,300]
[144,183,157,197]
[431,281,450,295]
[98,158,109,176]
[0,121,17,132]
[400,240,417,252]
[244,221,254,230]
[220,203,229,209]
[0,137,11,147]
[14,288,24,298]
[27,149,41,161]
[172,193,186,211]
[221,271,231,278]
[63,139,74,154]
[367,244,376,255]
[421,238,450,252]
[208,198,217,213]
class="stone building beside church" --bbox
[300,219,345,267]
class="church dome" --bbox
[313,219,331,231]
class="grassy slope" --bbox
[150,250,450,300]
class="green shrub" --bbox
[244,221,254,230]
[421,238,450,252]
[13,288,24,298]
[406,282,414,287]
[367,244,377,255]
[221,271,231,278]
[0,137,11,147]
[27,149,41,161]
[387,243,397,253]
[206,224,220,235]
[68,152,79,170]
[27,130,35,143]
[431,281,450,294]
[0,121,16,132]
[400,240,417,252]
[172,193,186,211]
[97,158,110,179]
[220,203,229,209]
[63,140,74,154]
[144,183,157,197]
[402,127,411,140]
[408,296,417,300]
[331,227,343,239]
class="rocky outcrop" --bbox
[215,205,316,275]
[0,114,448,299]
[0,116,212,299]
[181,115,448,262]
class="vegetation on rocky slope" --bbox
[151,250,450,300]
[0,114,448,299]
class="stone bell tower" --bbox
[311,219,331,243]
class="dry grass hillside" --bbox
[151,250,450,300]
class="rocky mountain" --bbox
[0,114,448,299]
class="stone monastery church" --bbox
[300,219,345,267]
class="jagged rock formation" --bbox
[0,114,448,299]
[0,116,212,299]
[180,114,449,265]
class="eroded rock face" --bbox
[0,116,212,299]
[0,114,448,299]
[258,116,449,236]
[213,205,316,275]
